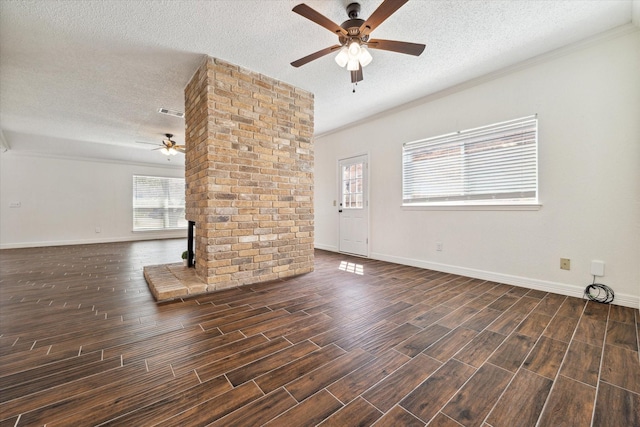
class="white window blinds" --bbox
[133,175,187,230]
[402,116,538,205]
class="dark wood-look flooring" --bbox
[1,239,639,426]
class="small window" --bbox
[342,162,364,209]
[402,115,538,206]
[133,175,187,230]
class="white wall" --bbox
[315,29,640,307]
[0,152,186,248]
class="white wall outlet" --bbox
[9,201,21,208]
[95,226,101,233]
[591,260,605,277]
[436,242,443,251]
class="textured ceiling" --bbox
[0,0,638,167]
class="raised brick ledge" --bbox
[143,263,208,302]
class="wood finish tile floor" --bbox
[1,239,639,426]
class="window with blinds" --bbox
[132,175,187,230]
[402,115,538,206]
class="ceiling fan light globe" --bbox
[347,57,360,71]
[348,41,361,57]
[359,46,373,67]
[169,147,177,155]
[161,147,170,155]
[334,47,349,68]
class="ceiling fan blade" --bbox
[291,45,341,68]
[151,147,164,151]
[136,141,158,146]
[351,64,363,83]
[367,38,425,56]
[359,0,409,37]
[293,4,348,36]
[176,147,186,153]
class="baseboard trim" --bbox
[314,243,339,252]
[1,233,186,250]
[370,252,639,309]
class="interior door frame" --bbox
[337,152,370,257]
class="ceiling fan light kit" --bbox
[139,133,186,156]
[161,146,177,156]
[291,0,425,87]
[338,40,372,71]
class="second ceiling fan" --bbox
[150,134,185,156]
[291,0,425,85]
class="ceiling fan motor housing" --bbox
[339,20,366,44]
[341,3,367,44]
[163,134,176,147]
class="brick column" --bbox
[184,57,314,290]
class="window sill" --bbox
[402,203,542,211]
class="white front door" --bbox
[339,155,368,257]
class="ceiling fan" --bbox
[291,0,425,86]
[137,133,185,155]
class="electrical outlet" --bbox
[560,258,570,270]
[436,242,443,251]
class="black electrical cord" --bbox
[584,275,614,304]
